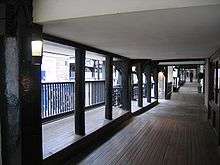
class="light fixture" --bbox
[32,40,43,57]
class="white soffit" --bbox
[41,5,220,59]
[33,0,220,23]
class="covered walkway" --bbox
[66,81,220,165]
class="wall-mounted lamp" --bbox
[32,40,43,57]
[32,24,43,65]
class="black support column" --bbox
[75,49,86,135]
[153,65,159,100]
[164,66,169,100]
[121,60,131,111]
[137,63,143,107]
[0,2,42,165]
[146,65,152,103]
[105,56,113,120]
[114,60,132,111]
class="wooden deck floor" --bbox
[65,81,220,165]
[43,106,128,158]
[43,98,155,158]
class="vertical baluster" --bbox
[51,84,53,116]
[68,83,70,112]
[87,82,89,106]
[60,83,62,114]
[92,82,95,105]
[56,83,58,115]
[53,84,55,116]
[52,83,55,116]
[59,83,61,114]
[57,83,59,115]
[41,84,43,118]
[62,83,65,113]
[47,84,50,117]
[48,84,51,117]
[65,83,67,112]
[44,84,47,118]
[52,83,54,116]
[73,82,75,111]
[70,83,73,111]
[99,82,101,103]
[96,82,99,103]
[102,81,104,102]
[64,83,66,113]
[97,82,99,103]
[43,84,46,118]
[90,82,92,106]
[44,84,46,118]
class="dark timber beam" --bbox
[146,65,152,103]
[43,34,128,61]
[0,1,43,165]
[137,63,143,107]
[105,56,113,120]
[114,60,132,111]
[164,66,169,100]
[153,65,159,100]
[75,48,86,135]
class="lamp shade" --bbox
[32,40,43,56]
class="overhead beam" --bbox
[43,34,128,60]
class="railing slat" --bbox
[41,81,139,120]
[41,81,105,119]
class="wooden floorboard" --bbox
[65,81,220,165]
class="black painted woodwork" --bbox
[208,55,220,144]
[136,63,143,107]
[146,65,152,103]
[105,56,113,120]
[114,60,132,111]
[153,66,159,100]
[75,48,86,135]
[43,34,128,61]
[164,66,169,100]
[0,1,43,165]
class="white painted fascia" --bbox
[33,0,220,23]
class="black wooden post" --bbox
[114,60,132,111]
[92,59,95,78]
[146,65,152,103]
[137,63,143,107]
[203,68,205,93]
[153,66,159,100]
[75,48,86,135]
[105,56,113,120]
[164,66,169,100]
[30,56,43,164]
[122,60,131,111]
[0,2,43,165]
[97,60,100,80]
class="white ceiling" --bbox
[41,4,220,60]
[34,0,220,23]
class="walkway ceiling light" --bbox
[32,23,43,65]
[32,40,43,57]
